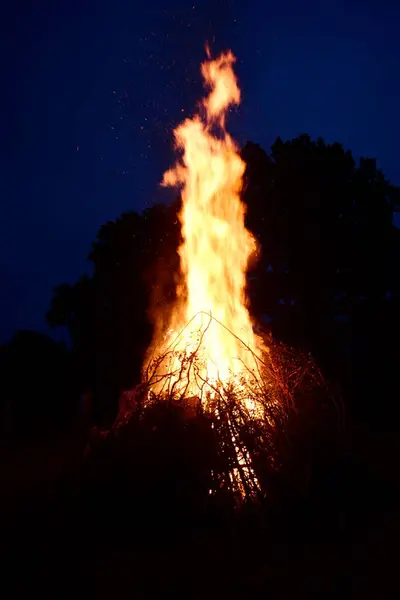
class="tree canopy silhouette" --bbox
[0,330,78,439]
[242,136,400,424]
[47,135,400,427]
[47,201,181,425]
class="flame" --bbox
[145,49,264,417]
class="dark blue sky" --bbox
[1,0,399,341]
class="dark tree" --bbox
[0,330,78,439]
[48,135,400,427]
[242,136,400,423]
[47,201,181,426]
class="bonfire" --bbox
[110,48,340,504]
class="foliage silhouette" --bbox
[47,201,181,426]
[242,136,400,425]
[0,330,78,439]
[47,135,400,428]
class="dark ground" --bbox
[1,415,399,599]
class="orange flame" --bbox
[146,49,262,410]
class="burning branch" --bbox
[114,313,334,501]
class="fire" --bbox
[146,49,263,408]
[139,48,288,498]
[110,48,330,503]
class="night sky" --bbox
[1,0,399,342]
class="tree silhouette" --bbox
[0,330,78,439]
[48,135,400,427]
[242,136,400,423]
[48,201,181,426]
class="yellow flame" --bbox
[146,49,262,410]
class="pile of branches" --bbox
[99,314,343,508]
